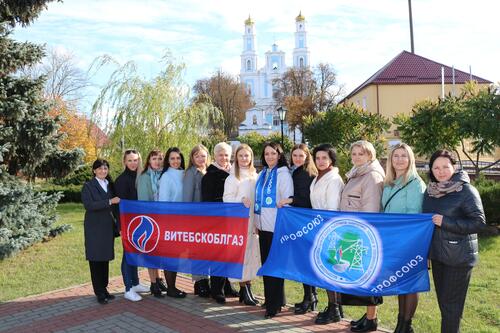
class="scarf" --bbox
[213,161,231,172]
[427,180,464,198]
[148,169,162,201]
[254,166,278,214]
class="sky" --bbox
[14,0,500,114]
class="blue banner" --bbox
[258,207,434,296]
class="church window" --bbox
[272,62,278,70]
[299,57,304,68]
[247,28,250,33]
[299,37,304,48]
[246,38,251,51]
[246,59,252,71]
[252,115,257,125]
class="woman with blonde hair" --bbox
[183,144,211,297]
[223,144,260,306]
[278,143,318,314]
[115,149,150,302]
[137,149,167,298]
[339,140,385,332]
[382,143,426,333]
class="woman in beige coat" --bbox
[341,140,385,332]
[223,144,260,306]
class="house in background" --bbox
[340,50,498,162]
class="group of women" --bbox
[82,140,485,333]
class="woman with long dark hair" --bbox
[423,150,485,333]
[157,147,187,298]
[277,143,318,314]
[254,142,293,319]
[82,159,120,304]
[308,144,345,324]
[115,150,150,302]
[382,143,426,333]
[137,149,167,298]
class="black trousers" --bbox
[210,276,226,297]
[432,260,473,333]
[89,261,109,296]
[259,230,285,313]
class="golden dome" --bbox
[296,11,305,22]
[245,15,254,25]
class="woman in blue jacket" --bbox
[158,147,187,298]
[381,143,425,333]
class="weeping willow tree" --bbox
[91,54,220,163]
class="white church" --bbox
[238,13,310,143]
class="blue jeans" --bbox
[121,253,139,291]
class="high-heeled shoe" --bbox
[239,285,258,306]
[150,282,165,298]
[166,287,187,298]
[315,302,341,324]
[224,280,239,297]
[294,294,318,314]
[351,313,367,326]
[264,307,281,319]
[156,278,168,292]
[351,318,377,332]
[246,284,260,304]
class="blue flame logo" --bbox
[127,215,160,253]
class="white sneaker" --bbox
[131,284,150,293]
[124,290,142,302]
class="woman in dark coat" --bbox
[201,142,238,304]
[278,143,318,314]
[423,150,485,333]
[82,159,120,304]
[114,149,150,302]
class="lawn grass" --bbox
[1,203,498,332]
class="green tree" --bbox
[394,83,500,177]
[0,0,70,259]
[91,55,221,163]
[237,131,293,163]
[303,103,390,157]
[0,1,81,181]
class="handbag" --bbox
[340,293,383,306]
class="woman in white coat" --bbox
[223,144,260,306]
[310,144,345,325]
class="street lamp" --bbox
[277,106,287,147]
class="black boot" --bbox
[194,279,210,298]
[294,294,318,314]
[156,278,168,292]
[351,313,367,326]
[150,282,164,298]
[315,303,341,325]
[351,318,378,332]
[246,284,259,304]
[224,279,239,297]
[394,314,404,333]
[239,285,258,306]
[400,319,414,333]
[339,304,344,318]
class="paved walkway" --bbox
[0,273,387,333]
